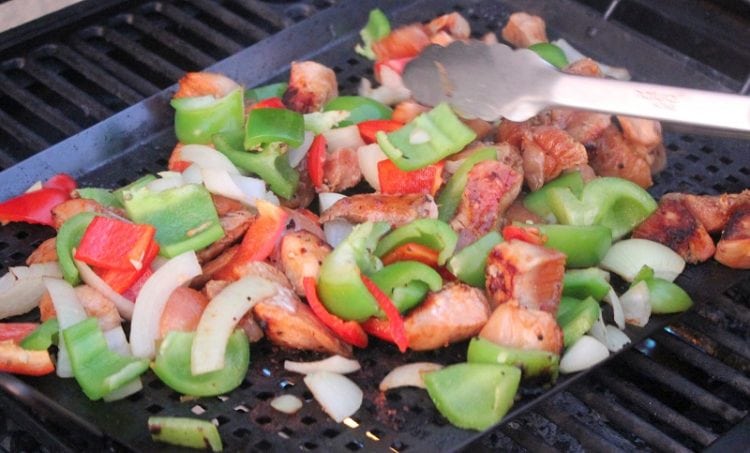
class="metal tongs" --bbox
[402,41,750,136]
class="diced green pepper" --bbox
[244,107,304,150]
[354,8,391,60]
[74,188,122,209]
[375,218,458,265]
[377,103,476,171]
[318,222,391,321]
[563,268,610,301]
[245,82,288,104]
[424,363,521,431]
[20,318,59,351]
[642,277,693,314]
[148,416,223,452]
[123,184,224,258]
[523,170,585,220]
[368,261,442,313]
[557,296,601,347]
[56,212,99,285]
[171,88,244,145]
[114,175,157,206]
[438,147,498,222]
[447,231,503,287]
[152,330,249,397]
[63,317,149,400]
[528,43,569,69]
[323,96,392,127]
[214,132,300,199]
[467,337,559,380]
[536,224,612,268]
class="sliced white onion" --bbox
[0,273,13,294]
[379,362,443,391]
[604,325,631,352]
[230,174,267,204]
[75,259,133,321]
[324,219,355,248]
[130,251,202,359]
[323,125,365,152]
[358,66,411,106]
[304,111,350,135]
[202,168,266,206]
[44,277,86,379]
[182,163,203,185]
[600,238,685,283]
[552,39,632,80]
[56,339,73,378]
[191,276,278,375]
[284,355,361,375]
[318,192,347,213]
[560,335,610,374]
[147,172,184,192]
[602,286,625,330]
[589,311,608,344]
[0,263,63,320]
[303,371,363,423]
[270,395,304,414]
[104,325,132,356]
[620,281,651,327]
[287,131,315,168]
[9,262,62,279]
[444,158,466,175]
[180,144,240,174]
[356,143,388,191]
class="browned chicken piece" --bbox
[193,245,238,288]
[211,194,245,217]
[462,118,494,140]
[486,239,566,313]
[632,198,715,263]
[521,126,588,191]
[495,142,524,173]
[253,285,352,357]
[278,230,331,296]
[496,119,533,148]
[501,12,548,48]
[202,280,266,342]
[450,160,523,248]
[553,109,612,145]
[426,12,471,40]
[715,203,750,269]
[52,198,108,230]
[173,72,238,99]
[26,237,57,265]
[321,147,362,193]
[564,58,603,77]
[283,61,338,113]
[664,190,750,233]
[320,193,438,227]
[404,282,491,351]
[479,300,564,354]
[232,260,293,288]
[588,125,653,188]
[616,116,662,148]
[197,210,254,263]
[39,285,121,331]
[282,157,315,209]
[392,100,430,124]
[504,198,546,225]
[373,24,431,62]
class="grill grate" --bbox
[1,0,749,451]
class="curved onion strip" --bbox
[323,125,365,152]
[182,163,203,185]
[324,219,355,248]
[130,251,202,359]
[559,335,609,374]
[102,325,142,401]
[10,262,62,280]
[44,277,87,379]
[600,239,685,283]
[0,263,63,320]
[318,192,347,213]
[602,286,625,330]
[191,276,278,375]
[75,259,133,321]
[303,371,363,423]
[284,355,361,375]
[379,362,443,391]
[147,173,184,193]
[202,168,265,205]
[180,144,240,174]
[356,144,387,191]
[270,395,304,414]
[288,131,315,168]
[230,174,266,205]
[620,281,651,327]
[604,325,631,352]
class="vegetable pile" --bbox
[1,7,748,449]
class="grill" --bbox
[1,0,749,451]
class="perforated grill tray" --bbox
[0,0,748,451]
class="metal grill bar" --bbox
[232,0,287,29]
[538,398,631,453]
[0,108,50,152]
[157,3,243,55]
[98,26,185,82]
[500,421,557,453]
[127,14,216,69]
[679,313,750,361]
[189,0,270,42]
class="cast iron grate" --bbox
[0,0,749,451]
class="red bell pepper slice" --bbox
[75,216,157,271]
[360,317,393,343]
[43,173,77,193]
[250,97,286,110]
[378,159,444,196]
[0,323,38,343]
[303,277,368,348]
[0,341,55,376]
[502,225,546,246]
[361,274,408,353]
[0,188,70,227]
[99,239,159,294]
[381,242,440,267]
[357,119,403,144]
[167,143,191,172]
[307,134,327,190]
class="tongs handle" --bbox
[553,75,750,133]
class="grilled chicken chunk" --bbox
[197,210,254,263]
[320,193,438,227]
[715,203,750,269]
[26,237,58,265]
[564,58,603,77]
[282,157,315,209]
[553,109,612,145]
[278,230,332,296]
[404,283,491,351]
[588,125,653,188]
[426,12,471,41]
[632,197,715,263]
[321,147,363,193]
[479,300,564,355]
[616,116,662,148]
[51,199,109,230]
[211,194,245,217]
[501,12,548,48]
[450,160,523,248]
[40,285,121,331]
[521,126,588,191]
[485,239,566,313]
[173,72,239,99]
[665,190,750,233]
[283,61,338,113]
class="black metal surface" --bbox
[0,0,749,451]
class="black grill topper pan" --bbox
[0,0,747,451]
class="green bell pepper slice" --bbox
[113,174,157,206]
[563,268,610,301]
[354,8,391,60]
[244,107,304,150]
[214,131,300,199]
[318,221,391,321]
[323,96,392,127]
[447,231,503,287]
[523,170,585,220]
[245,82,288,104]
[557,296,601,347]
[424,363,521,431]
[20,318,59,351]
[148,416,223,452]
[56,212,99,285]
[467,337,559,380]
[171,88,244,145]
[375,218,458,266]
[122,183,224,258]
[74,188,122,209]
[368,261,442,313]
[438,146,498,222]
[377,103,477,171]
[63,317,149,400]
[528,43,569,69]
[632,267,693,314]
[536,224,612,268]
